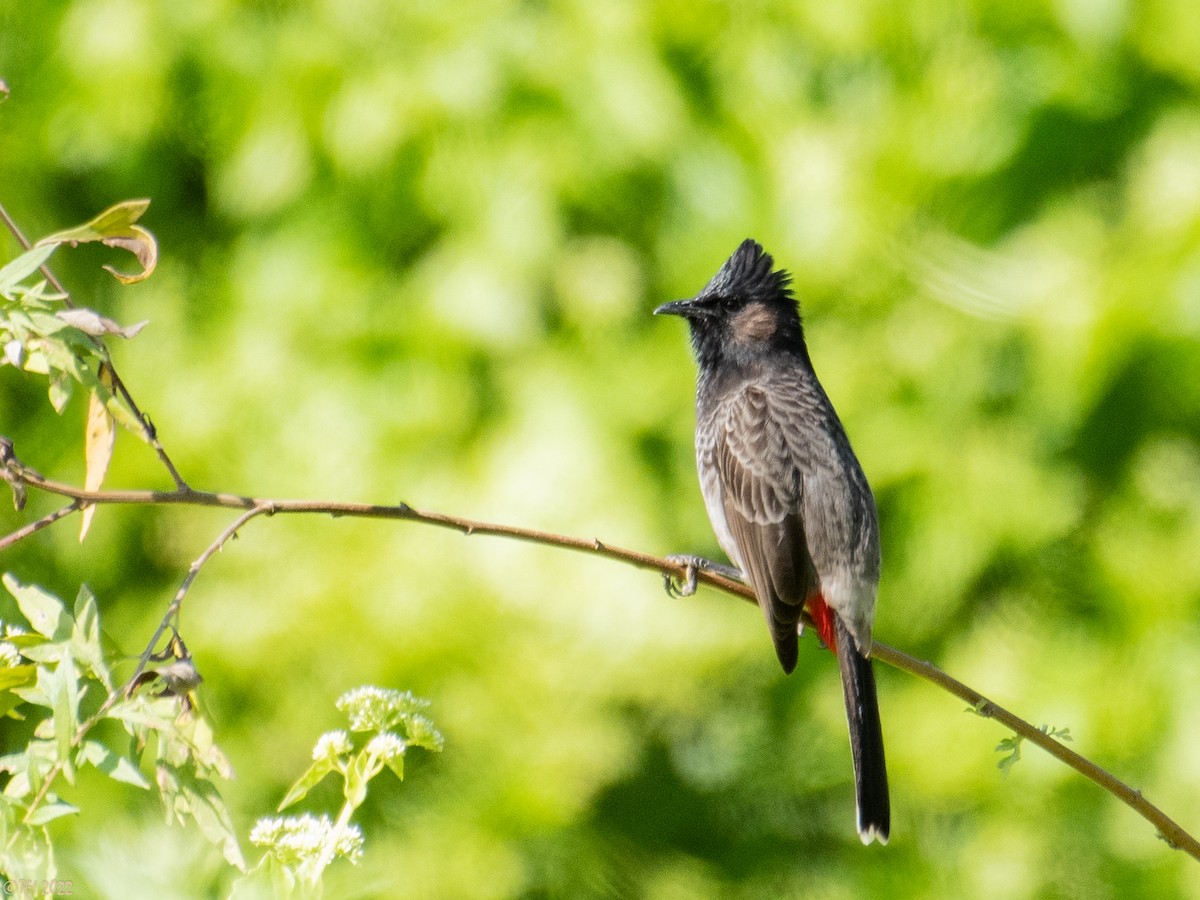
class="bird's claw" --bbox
[663,554,707,598]
[663,555,746,597]
[662,556,700,600]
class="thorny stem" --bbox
[2,442,1198,861]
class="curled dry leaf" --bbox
[57,308,149,339]
[35,199,158,284]
[101,228,157,285]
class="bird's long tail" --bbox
[834,615,890,845]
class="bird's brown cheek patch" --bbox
[731,302,777,344]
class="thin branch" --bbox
[2,440,1197,861]
[0,500,82,551]
[0,202,72,299]
[0,202,189,490]
[124,503,275,697]
[5,459,718,589]
[873,645,1200,857]
[105,365,189,490]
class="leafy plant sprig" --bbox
[0,574,242,878]
[237,687,444,895]
[997,725,1073,775]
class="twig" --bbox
[0,201,189,490]
[2,440,1197,861]
[3,461,721,590]
[874,645,1200,856]
[124,503,275,696]
[0,501,82,551]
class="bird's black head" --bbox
[655,239,806,369]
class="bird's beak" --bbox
[654,297,700,317]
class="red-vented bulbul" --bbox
[655,239,889,844]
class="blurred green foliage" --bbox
[3,0,1200,896]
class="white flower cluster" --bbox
[404,713,446,752]
[0,621,27,668]
[365,732,406,762]
[249,813,364,866]
[0,641,19,668]
[336,685,425,732]
[311,730,353,761]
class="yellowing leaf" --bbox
[80,364,116,542]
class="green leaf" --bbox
[47,371,71,412]
[18,642,66,665]
[3,575,72,641]
[21,346,50,375]
[4,308,36,336]
[3,738,58,798]
[996,735,1023,775]
[24,799,79,826]
[47,366,74,413]
[156,761,246,870]
[30,330,144,437]
[0,817,56,880]
[48,651,81,784]
[1041,724,1072,743]
[12,664,54,708]
[176,711,234,780]
[384,754,405,782]
[342,749,380,809]
[101,388,147,437]
[0,244,56,294]
[71,584,110,689]
[0,663,37,692]
[0,748,31,775]
[277,757,339,811]
[0,689,27,719]
[26,310,70,336]
[105,695,183,733]
[4,633,48,650]
[58,198,150,236]
[76,740,150,789]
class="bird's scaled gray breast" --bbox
[695,404,743,570]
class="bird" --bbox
[655,238,889,844]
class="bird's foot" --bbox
[662,555,742,598]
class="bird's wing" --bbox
[706,383,819,672]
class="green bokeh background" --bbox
[3,0,1200,896]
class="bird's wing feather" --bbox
[705,383,820,672]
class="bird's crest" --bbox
[703,239,792,304]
